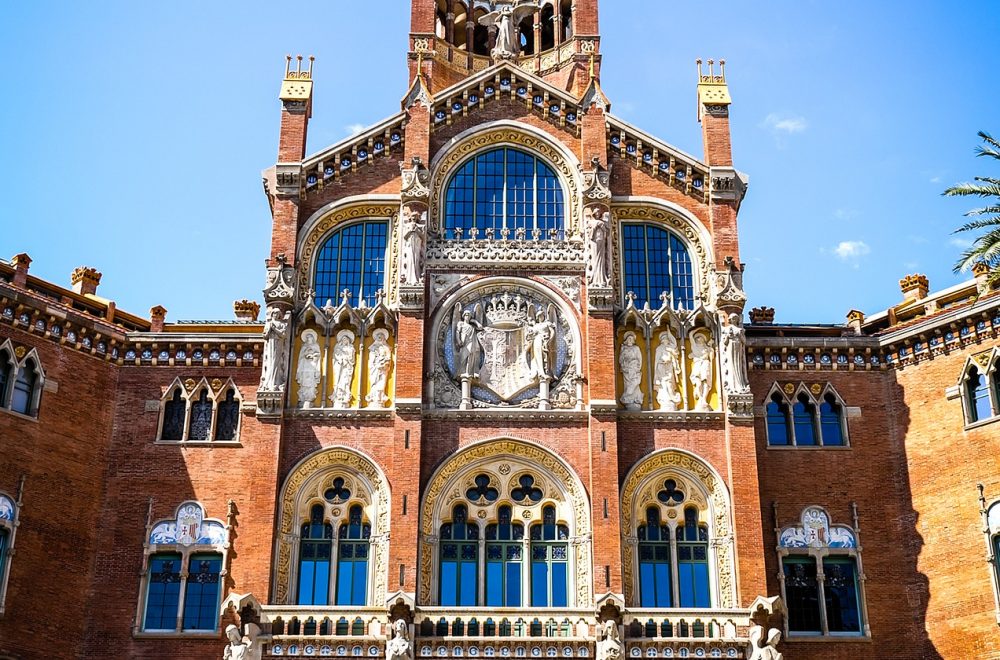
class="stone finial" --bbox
[749,306,775,325]
[846,309,865,335]
[10,253,31,287]
[899,274,929,301]
[973,262,992,295]
[71,266,103,296]
[233,299,261,321]
[150,305,167,333]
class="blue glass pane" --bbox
[766,402,790,445]
[353,560,368,605]
[440,562,458,606]
[314,221,388,307]
[820,402,844,446]
[793,402,816,446]
[678,564,694,607]
[506,562,522,607]
[299,561,315,604]
[621,224,693,309]
[183,555,222,630]
[551,562,567,607]
[972,373,993,422]
[144,554,181,631]
[654,563,672,607]
[823,558,861,633]
[783,558,821,633]
[486,562,503,607]
[639,563,656,607]
[460,562,478,606]
[692,563,710,607]
[506,150,534,232]
[531,562,548,606]
[477,150,505,237]
[11,366,34,414]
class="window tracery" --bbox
[764,384,848,447]
[155,378,243,443]
[960,349,999,425]
[0,340,44,418]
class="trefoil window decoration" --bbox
[443,147,565,240]
[765,384,848,447]
[313,220,388,308]
[959,349,999,425]
[776,505,867,638]
[0,340,45,418]
[138,501,230,635]
[621,223,694,310]
[0,487,22,615]
[155,378,244,443]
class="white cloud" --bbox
[906,234,929,244]
[761,113,808,134]
[832,208,858,221]
[949,236,974,249]
[830,240,871,266]
[929,176,942,184]
[345,123,366,136]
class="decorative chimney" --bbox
[234,299,261,321]
[749,306,775,325]
[846,309,865,335]
[10,253,31,288]
[149,305,167,333]
[899,274,929,302]
[973,262,992,295]
[71,266,102,296]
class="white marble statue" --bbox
[386,619,414,660]
[747,625,782,660]
[366,328,393,407]
[596,621,623,660]
[223,623,263,660]
[619,331,644,410]
[653,330,682,411]
[452,303,484,378]
[296,329,322,408]
[720,313,750,394]
[689,331,714,411]
[400,207,427,285]
[586,208,612,288]
[479,1,538,60]
[524,306,557,380]
[260,307,291,392]
[332,329,356,408]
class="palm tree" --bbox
[944,131,1000,288]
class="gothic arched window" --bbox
[440,504,479,606]
[0,348,11,407]
[298,503,334,606]
[214,388,240,441]
[819,394,846,446]
[968,366,994,423]
[792,394,818,446]
[677,507,710,607]
[187,390,213,441]
[485,505,524,607]
[336,505,371,606]
[766,393,791,446]
[10,359,38,415]
[314,220,388,308]
[161,388,186,441]
[444,147,565,240]
[637,507,672,607]
[621,224,694,310]
[529,505,568,607]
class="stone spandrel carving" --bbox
[366,329,393,407]
[259,307,292,393]
[586,208,612,288]
[581,158,612,202]
[619,332,643,411]
[399,207,427,286]
[689,330,715,412]
[399,157,431,201]
[332,329,357,408]
[720,313,750,395]
[386,619,414,660]
[296,329,322,408]
[653,330,682,412]
[263,254,296,305]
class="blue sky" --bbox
[1,1,997,323]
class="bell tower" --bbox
[408,0,601,96]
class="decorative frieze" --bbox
[425,237,585,271]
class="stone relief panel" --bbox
[778,506,857,549]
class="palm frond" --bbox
[964,206,1000,217]
[955,217,1000,232]
[977,131,1000,156]
[943,182,1000,198]
[974,176,1000,185]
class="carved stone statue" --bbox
[653,330,682,411]
[586,208,611,288]
[524,306,557,380]
[689,330,714,411]
[366,328,393,407]
[400,207,427,285]
[479,1,538,60]
[259,307,291,392]
[452,303,484,378]
[596,621,623,660]
[619,331,643,411]
[295,329,322,408]
[223,623,263,660]
[747,625,782,660]
[721,313,750,394]
[386,619,414,660]
[332,329,356,408]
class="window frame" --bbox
[155,378,243,444]
[765,385,851,448]
[311,219,390,309]
[0,341,44,419]
[619,222,696,311]
[961,353,999,427]
[293,499,374,607]
[0,489,21,616]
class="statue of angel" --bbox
[223,623,263,660]
[479,1,538,60]
[260,307,291,392]
[747,625,782,660]
[400,207,427,285]
[524,304,557,380]
[386,619,414,660]
[452,303,484,378]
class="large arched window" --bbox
[638,507,672,607]
[298,503,333,606]
[336,504,371,606]
[677,507,710,608]
[440,504,479,606]
[621,224,694,310]
[444,147,565,240]
[485,505,524,607]
[314,220,388,307]
[529,505,569,607]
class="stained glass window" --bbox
[529,505,568,607]
[314,220,388,308]
[183,554,222,630]
[336,505,370,606]
[638,508,672,607]
[485,505,524,607]
[823,557,861,634]
[161,388,185,441]
[187,390,213,441]
[621,224,694,310]
[298,504,333,605]
[443,147,565,239]
[214,389,240,441]
[766,394,790,446]
[783,557,821,634]
[10,361,36,415]
[819,395,845,446]
[676,507,710,608]
[968,367,994,423]
[792,395,817,446]
[144,553,182,631]
[440,504,478,606]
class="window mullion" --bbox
[669,526,680,607]
[330,530,340,606]
[175,555,190,632]
[815,556,830,635]
[478,536,486,606]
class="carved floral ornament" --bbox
[620,449,737,608]
[418,438,592,607]
[274,447,391,605]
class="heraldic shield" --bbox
[477,325,535,400]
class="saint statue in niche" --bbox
[332,330,356,408]
[296,329,322,408]
[259,307,291,392]
[586,208,612,288]
[619,331,643,410]
[653,330,682,411]
[400,206,427,286]
[366,328,393,407]
[720,312,750,394]
[689,330,714,411]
